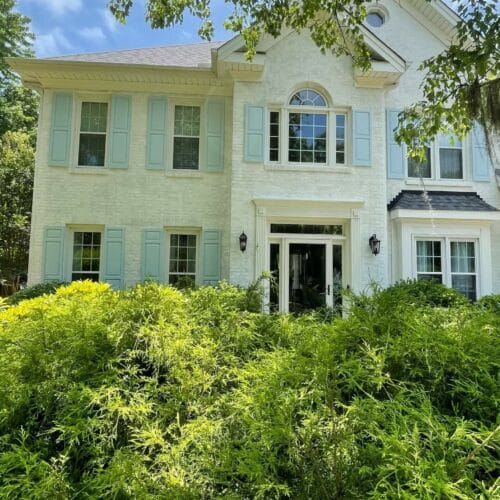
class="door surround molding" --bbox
[253,198,364,310]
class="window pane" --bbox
[289,89,326,107]
[416,240,441,273]
[408,147,431,178]
[270,224,343,235]
[451,241,475,273]
[72,231,101,282]
[269,111,280,162]
[174,106,200,136]
[169,233,197,286]
[173,137,199,169]
[440,149,463,179]
[288,112,327,164]
[81,102,108,133]
[78,134,106,166]
[452,275,476,301]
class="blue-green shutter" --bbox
[352,110,372,166]
[42,226,65,281]
[386,110,405,178]
[205,100,225,171]
[109,95,131,168]
[141,229,164,282]
[202,230,221,285]
[244,105,264,162]
[471,123,491,182]
[146,97,167,170]
[49,93,73,166]
[103,227,125,289]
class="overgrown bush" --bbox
[5,280,67,305]
[0,280,498,498]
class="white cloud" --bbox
[26,0,82,16]
[78,26,106,43]
[100,8,118,33]
[35,28,73,57]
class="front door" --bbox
[270,239,343,313]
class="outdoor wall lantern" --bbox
[239,232,248,252]
[369,234,381,255]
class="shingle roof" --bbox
[46,41,225,67]
[388,190,498,212]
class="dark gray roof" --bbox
[388,190,498,212]
[46,41,224,67]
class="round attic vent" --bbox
[366,10,386,28]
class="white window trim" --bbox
[65,224,105,282]
[166,227,200,285]
[392,217,494,299]
[73,95,111,169]
[406,134,468,182]
[413,237,479,299]
[168,99,205,172]
[265,99,350,168]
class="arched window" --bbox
[289,89,327,107]
[288,88,328,164]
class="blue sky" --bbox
[16,0,233,58]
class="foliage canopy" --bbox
[108,0,500,159]
[0,280,498,497]
[0,0,37,284]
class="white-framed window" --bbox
[267,88,348,166]
[168,232,198,286]
[71,231,102,281]
[288,89,327,164]
[77,101,109,167]
[408,133,464,180]
[173,105,200,170]
[415,238,477,300]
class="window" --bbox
[173,105,200,170]
[416,240,442,282]
[269,111,280,162]
[335,114,346,164]
[408,134,464,180]
[288,89,327,164]
[78,102,108,167]
[267,88,347,166]
[367,11,385,27]
[439,134,463,179]
[72,231,101,281]
[168,233,197,286]
[416,239,477,300]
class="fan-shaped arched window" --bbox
[289,89,327,107]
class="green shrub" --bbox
[0,280,498,498]
[5,280,68,305]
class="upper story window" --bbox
[173,105,200,170]
[78,102,108,167]
[408,134,464,180]
[288,89,328,164]
[267,88,347,166]
[366,11,385,28]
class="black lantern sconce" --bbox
[239,231,248,252]
[369,234,381,255]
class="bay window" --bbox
[416,238,477,300]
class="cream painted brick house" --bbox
[9,0,500,312]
